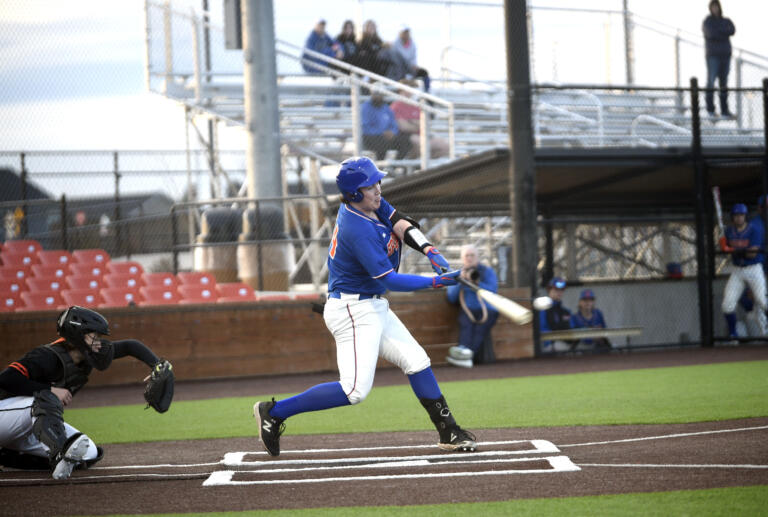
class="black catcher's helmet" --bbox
[57,306,112,369]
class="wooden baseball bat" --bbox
[712,186,725,236]
[455,276,533,325]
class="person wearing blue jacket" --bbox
[702,0,736,117]
[361,88,412,160]
[570,289,611,350]
[302,20,342,74]
[445,245,499,368]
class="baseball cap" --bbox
[731,203,748,215]
[579,289,595,300]
[548,277,566,289]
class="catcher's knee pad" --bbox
[31,390,67,461]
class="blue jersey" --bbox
[571,308,606,330]
[327,198,401,295]
[725,221,764,266]
[748,214,766,265]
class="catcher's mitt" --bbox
[144,359,175,413]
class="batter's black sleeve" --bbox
[112,339,160,368]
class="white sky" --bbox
[0,0,765,152]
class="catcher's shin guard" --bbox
[52,433,90,480]
[419,395,477,452]
[31,390,68,464]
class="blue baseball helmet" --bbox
[336,157,387,203]
[548,276,566,289]
[731,203,748,215]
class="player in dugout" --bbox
[720,203,767,340]
[253,156,477,457]
[539,276,576,353]
[0,306,174,479]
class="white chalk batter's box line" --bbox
[203,439,580,486]
[221,439,560,466]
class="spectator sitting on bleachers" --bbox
[361,87,412,160]
[302,19,342,74]
[388,26,430,92]
[335,20,359,70]
[390,79,449,159]
[356,20,391,77]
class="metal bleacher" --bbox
[146,1,765,178]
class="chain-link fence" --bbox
[2,1,768,355]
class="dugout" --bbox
[382,144,768,352]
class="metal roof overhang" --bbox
[382,147,766,218]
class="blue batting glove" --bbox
[424,246,450,274]
[432,269,461,288]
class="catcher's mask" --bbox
[56,306,113,370]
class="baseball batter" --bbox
[721,203,767,338]
[254,156,477,456]
[0,306,172,479]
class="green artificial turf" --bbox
[66,360,768,444]
[79,485,768,516]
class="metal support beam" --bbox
[504,0,537,291]
[691,77,714,346]
[242,0,282,213]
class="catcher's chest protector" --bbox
[46,344,91,395]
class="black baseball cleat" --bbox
[254,399,285,457]
[438,426,477,452]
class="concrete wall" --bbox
[559,277,734,346]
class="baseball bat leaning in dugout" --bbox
[712,186,725,236]
[455,276,533,325]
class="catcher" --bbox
[0,306,174,479]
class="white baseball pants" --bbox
[722,263,767,333]
[323,296,431,405]
[0,396,99,460]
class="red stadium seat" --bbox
[66,275,104,291]
[1,239,42,255]
[216,282,257,303]
[177,271,217,287]
[103,273,145,289]
[19,290,65,312]
[0,278,26,296]
[71,248,110,265]
[143,272,179,288]
[0,265,32,282]
[70,263,107,278]
[0,251,39,267]
[0,293,23,312]
[178,284,219,304]
[257,293,293,302]
[61,289,103,308]
[100,288,142,308]
[31,264,69,279]
[37,250,73,267]
[26,277,66,292]
[106,261,143,276]
[139,285,181,306]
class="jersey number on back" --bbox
[329,224,339,259]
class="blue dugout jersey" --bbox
[725,221,764,266]
[571,308,606,330]
[327,198,401,295]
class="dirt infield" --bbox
[1,346,767,516]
